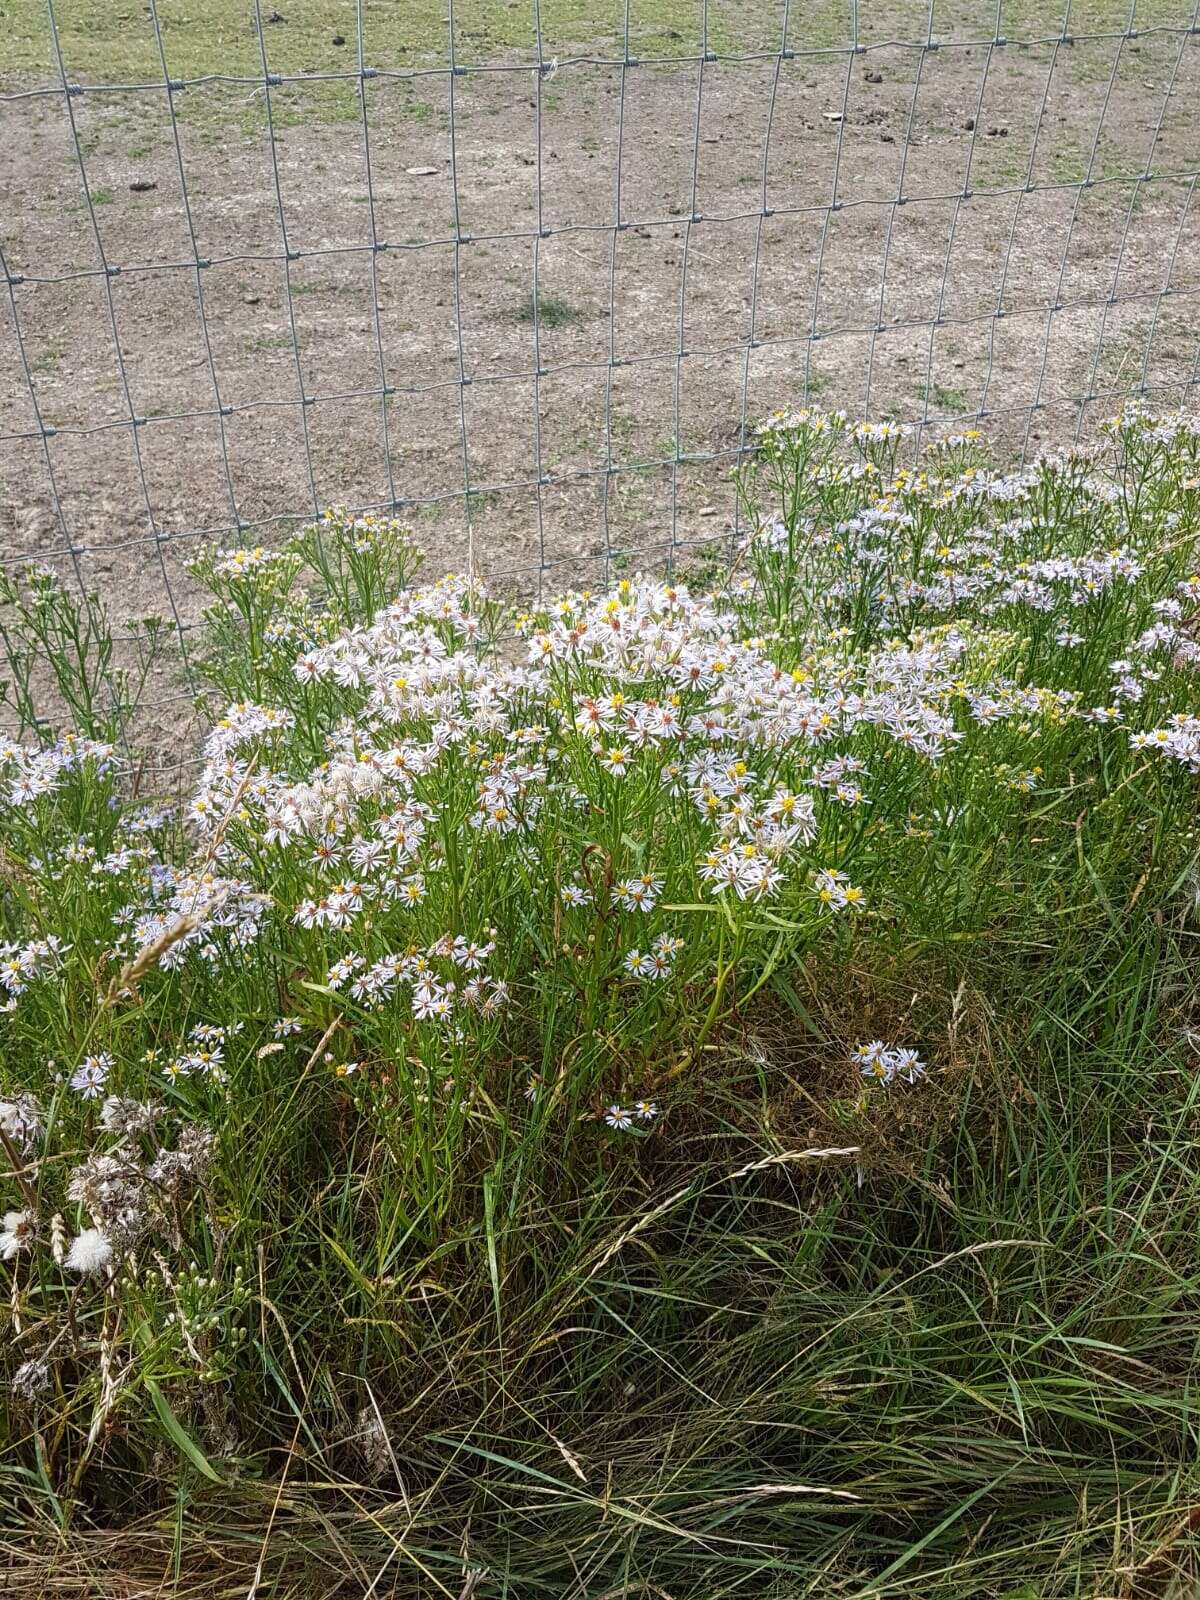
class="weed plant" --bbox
[2,409,1200,1597]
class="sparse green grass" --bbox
[3,410,1200,1596]
[923,380,967,411]
[289,276,357,296]
[3,0,1170,124]
[30,340,65,373]
[514,290,584,329]
[241,331,293,352]
[466,485,501,514]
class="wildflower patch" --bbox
[2,407,1199,1589]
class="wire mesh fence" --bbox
[2,0,1199,754]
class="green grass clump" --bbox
[3,407,1200,1597]
[515,290,583,328]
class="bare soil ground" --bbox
[1,8,1198,743]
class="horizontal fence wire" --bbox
[1,0,1199,765]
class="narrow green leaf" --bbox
[144,1378,223,1484]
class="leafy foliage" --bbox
[2,409,1200,1597]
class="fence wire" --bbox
[2,0,1199,758]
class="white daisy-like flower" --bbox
[69,1053,113,1099]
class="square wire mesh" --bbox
[2,0,1199,761]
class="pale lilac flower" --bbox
[70,1053,113,1099]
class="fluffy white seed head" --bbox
[65,1227,113,1275]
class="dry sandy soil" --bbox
[1,7,1198,741]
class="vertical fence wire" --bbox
[356,0,399,517]
[912,1,996,457]
[735,0,792,561]
[446,0,476,581]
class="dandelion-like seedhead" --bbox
[147,1125,216,1197]
[64,1228,113,1275]
[10,1357,52,1403]
[99,1096,164,1138]
[0,1092,43,1152]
